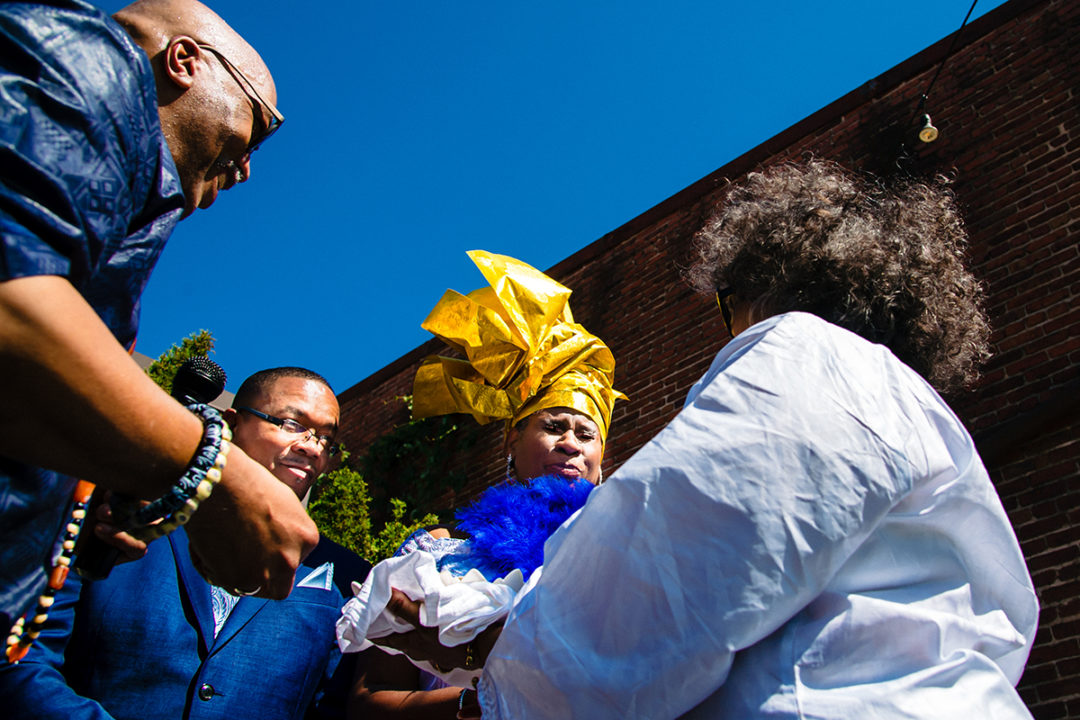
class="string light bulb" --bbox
[918,114,939,143]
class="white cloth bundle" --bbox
[336,550,524,687]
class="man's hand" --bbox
[184,446,318,598]
[90,496,149,564]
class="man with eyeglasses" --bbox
[0,0,314,645]
[0,367,373,720]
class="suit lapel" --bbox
[169,531,216,654]
[208,561,336,653]
[210,593,270,652]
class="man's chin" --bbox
[197,182,219,211]
[274,467,315,497]
[179,182,217,218]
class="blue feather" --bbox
[454,475,595,580]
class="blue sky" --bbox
[101,0,1008,394]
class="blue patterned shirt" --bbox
[0,0,185,634]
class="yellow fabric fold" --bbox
[412,250,625,441]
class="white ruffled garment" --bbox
[336,550,524,687]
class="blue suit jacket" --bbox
[0,530,371,720]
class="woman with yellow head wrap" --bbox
[413,249,624,484]
[343,251,625,717]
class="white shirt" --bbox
[479,312,1038,719]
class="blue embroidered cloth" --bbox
[0,0,184,634]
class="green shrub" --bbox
[307,461,438,563]
[145,330,215,391]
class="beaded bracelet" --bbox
[5,480,94,663]
[126,436,230,542]
[5,406,229,664]
[125,406,231,542]
[130,403,228,527]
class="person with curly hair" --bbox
[686,159,990,394]
[377,161,1038,719]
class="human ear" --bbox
[163,36,201,90]
[222,407,239,432]
[505,426,521,456]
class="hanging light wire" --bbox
[909,0,981,131]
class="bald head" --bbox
[113,0,274,99]
[113,0,280,217]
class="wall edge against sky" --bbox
[338,0,1040,401]
[544,0,1041,280]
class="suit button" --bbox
[198,683,215,701]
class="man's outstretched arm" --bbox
[0,275,318,597]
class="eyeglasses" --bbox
[237,407,340,457]
[195,43,285,156]
[716,288,736,338]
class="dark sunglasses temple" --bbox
[195,43,284,146]
[715,290,735,337]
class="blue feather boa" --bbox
[453,474,595,580]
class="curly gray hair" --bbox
[687,160,990,393]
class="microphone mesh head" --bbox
[172,356,227,405]
[185,356,227,385]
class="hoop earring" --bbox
[505,454,514,481]
[596,467,604,485]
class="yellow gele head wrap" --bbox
[412,250,626,442]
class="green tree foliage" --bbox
[145,329,215,391]
[358,396,477,524]
[308,395,478,563]
[308,461,438,562]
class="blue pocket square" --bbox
[297,562,334,590]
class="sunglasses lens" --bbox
[249,116,281,154]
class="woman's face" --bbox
[508,407,604,484]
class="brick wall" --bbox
[336,0,1078,713]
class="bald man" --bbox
[0,0,314,640]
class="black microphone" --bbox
[74,357,227,579]
[171,356,227,407]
